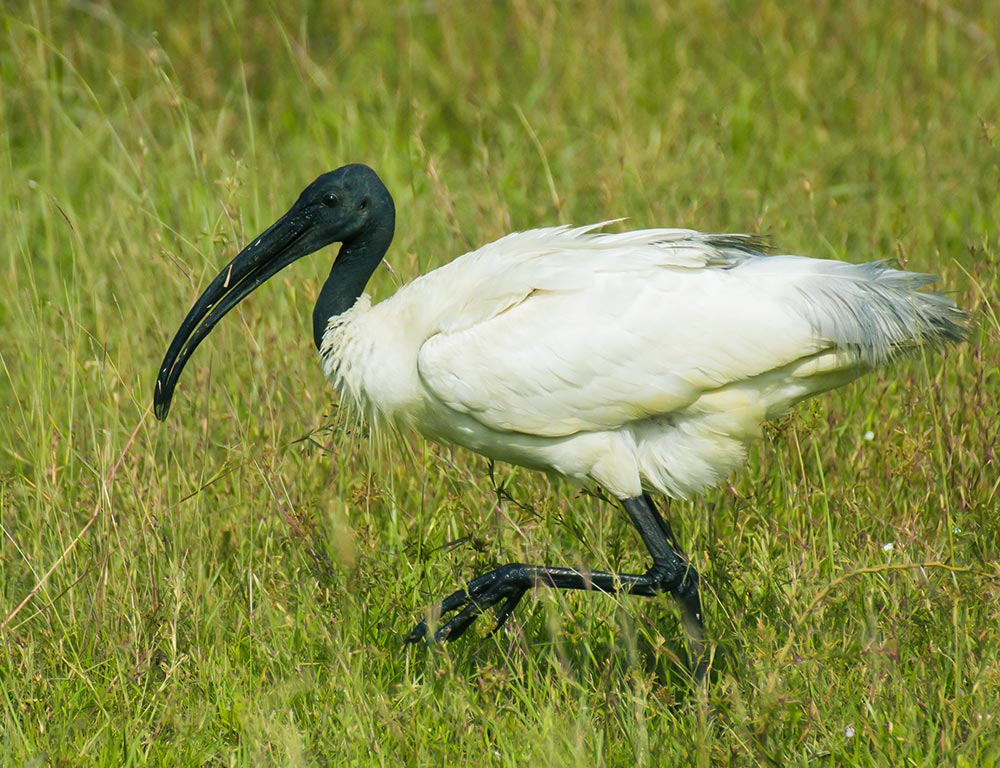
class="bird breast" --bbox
[320,294,430,434]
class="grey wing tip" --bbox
[925,296,970,346]
[876,288,969,365]
[705,233,772,255]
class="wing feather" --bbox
[412,225,961,439]
[417,259,817,437]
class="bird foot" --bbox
[404,563,533,644]
[669,568,707,676]
[404,557,708,682]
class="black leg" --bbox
[405,493,705,668]
[625,494,705,664]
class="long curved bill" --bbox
[154,208,315,421]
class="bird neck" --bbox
[313,222,393,349]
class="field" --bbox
[2,1,999,765]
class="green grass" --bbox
[2,1,999,765]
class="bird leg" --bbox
[404,494,704,662]
[623,493,705,662]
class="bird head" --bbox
[291,163,396,249]
[153,164,395,421]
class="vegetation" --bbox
[2,1,998,764]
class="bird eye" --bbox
[323,192,340,207]
[359,199,368,210]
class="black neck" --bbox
[312,220,394,349]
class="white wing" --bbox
[416,228,961,438]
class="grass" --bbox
[1,1,999,764]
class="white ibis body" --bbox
[154,164,965,658]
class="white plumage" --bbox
[155,165,964,655]
[320,224,962,500]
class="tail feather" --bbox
[742,256,967,366]
[797,260,966,365]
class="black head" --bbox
[153,164,395,420]
[289,164,395,249]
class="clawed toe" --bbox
[403,564,533,645]
[402,495,708,681]
[402,545,707,683]
[404,619,430,644]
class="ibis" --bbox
[154,164,965,657]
